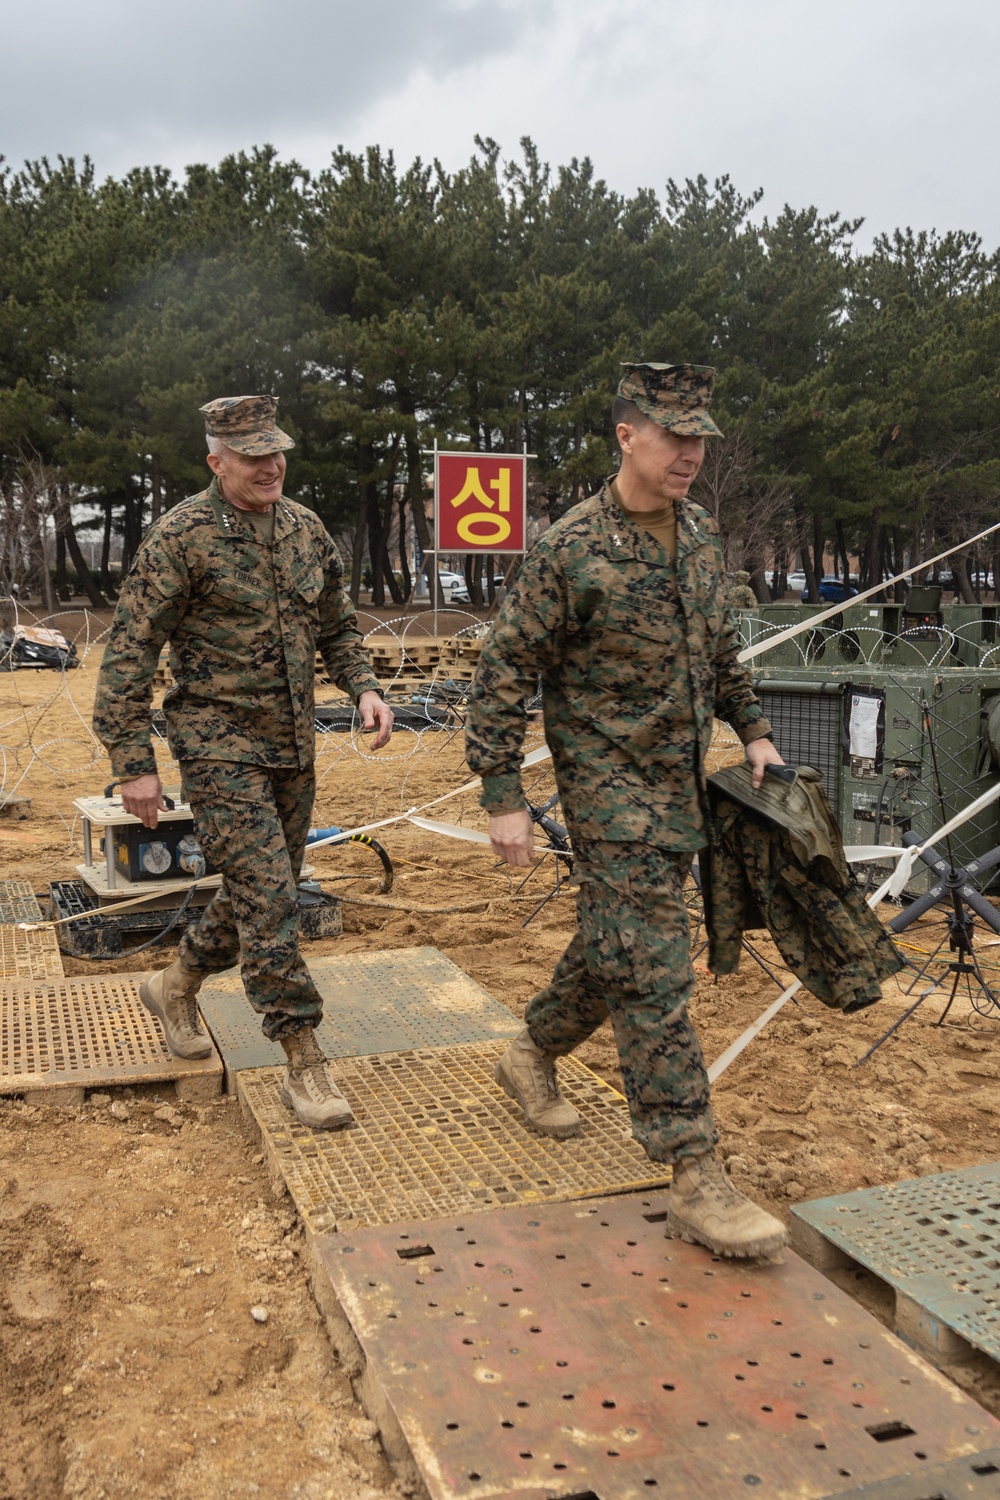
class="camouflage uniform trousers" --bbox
[525,841,717,1164]
[177,760,322,1040]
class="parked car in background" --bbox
[449,573,507,604]
[433,570,471,603]
[803,576,859,604]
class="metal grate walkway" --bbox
[0,922,64,980]
[0,974,222,1099]
[239,1042,665,1236]
[792,1165,1000,1364]
[0,879,43,923]
[199,946,520,1087]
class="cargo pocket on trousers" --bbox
[581,881,655,998]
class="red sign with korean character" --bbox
[435,452,527,553]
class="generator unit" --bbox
[747,612,1000,896]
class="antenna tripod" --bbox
[858,697,1000,1063]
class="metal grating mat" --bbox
[315,1193,999,1500]
[0,880,43,923]
[0,923,64,979]
[238,1043,666,1235]
[792,1165,1000,1364]
[199,947,520,1085]
[821,1447,1000,1498]
[0,974,222,1094]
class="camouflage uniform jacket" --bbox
[94,479,381,780]
[465,480,771,847]
[703,770,903,1011]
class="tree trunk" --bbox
[150,453,162,525]
[120,484,142,576]
[55,528,70,602]
[379,465,403,606]
[100,502,115,595]
[813,514,825,587]
[396,493,412,601]
[348,511,367,605]
[952,553,977,605]
[835,520,850,587]
[33,509,56,619]
[794,501,820,602]
[58,488,107,609]
[860,514,880,592]
[404,433,445,608]
[746,556,770,604]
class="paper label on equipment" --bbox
[849,694,881,759]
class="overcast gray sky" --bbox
[4,0,1000,249]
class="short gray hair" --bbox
[206,434,228,457]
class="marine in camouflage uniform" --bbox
[727,570,759,610]
[466,362,789,1257]
[94,396,392,1128]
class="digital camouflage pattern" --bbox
[704,774,904,1013]
[200,394,295,454]
[94,478,381,780]
[728,571,758,610]
[466,479,771,845]
[178,761,321,1038]
[526,841,717,1162]
[617,362,723,438]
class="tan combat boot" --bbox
[139,958,212,1059]
[279,1026,353,1130]
[666,1151,788,1258]
[494,1028,582,1139]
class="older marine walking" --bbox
[94,396,393,1129]
[466,362,787,1258]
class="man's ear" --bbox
[616,421,636,454]
[206,451,224,477]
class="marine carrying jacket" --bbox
[465,480,771,847]
[93,479,381,779]
[703,763,904,1012]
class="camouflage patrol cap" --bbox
[200,395,295,455]
[617,362,723,438]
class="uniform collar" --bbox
[206,476,299,542]
[601,476,711,565]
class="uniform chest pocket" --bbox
[598,604,679,659]
[205,576,271,615]
[591,604,682,699]
[292,568,324,606]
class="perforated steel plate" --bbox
[199,947,520,1085]
[0,880,43,923]
[0,922,64,979]
[792,1166,1000,1363]
[238,1043,665,1235]
[822,1447,1000,1498]
[0,975,222,1095]
[316,1193,998,1500]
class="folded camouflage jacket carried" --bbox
[701,763,903,1013]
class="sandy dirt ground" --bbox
[3,610,1000,1498]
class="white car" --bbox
[428,570,469,603]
